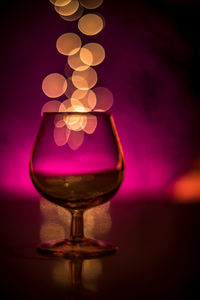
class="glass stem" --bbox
[70,210,84,243]
[71,259,82,288]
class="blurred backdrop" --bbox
[1,0,200,202]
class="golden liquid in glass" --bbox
[31,169,124,210]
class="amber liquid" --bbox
[31,169,124,210]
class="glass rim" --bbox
[43,111,111,116]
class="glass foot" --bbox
[37,238,119,258]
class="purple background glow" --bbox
[1,1,200,200]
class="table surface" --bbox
[0,194,200,299]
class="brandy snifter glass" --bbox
[30,112,124,257]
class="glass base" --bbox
[37,238,119,258]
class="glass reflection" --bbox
[53,258,102,292]
[40,198,112,291]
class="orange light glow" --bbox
[82,259,102,291]
[40,199,111,242]
[82,259,102,280]
[64,114,87,131]
[55,0,79,16]
[72,89,97,111]
[40,222,65,241]
[72,67,97,90]
[93,87,113,111]
[53,261,71,287]
[84,202,111,238]
[40,198,58,218]
[41,100,61,116]
[59,99,73,112]
[68,51,89,71]
[56,33,81,56]
[42,73,67,98]
[68,130,85,150]
[83,114,97,134]
[80,48,93,66]
[56,205,71,224]
[80,43,105,66]
[59,98,87,112]
[54,114,66,128]
[78,14,104,36]
[170,171,200,202]
[50,0,72,7]
[59,5,84,21]
[70,98,90,112]
[80,0,103,9]
[71,89,88,100]
[40,199,71,240]
[54,126,70,146]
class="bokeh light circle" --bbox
[78,14,104,36]
[54,114,66,128]
[59,5,84,21]
[49,0,72,7]
[70,99,88,112]
[93,87,114,111]
[56,33,81,56]
[59,99,73,112]
[68,130,84,150]
[54,126,70,146]
[68,51,89,71]
[72,67,97,90]
[55,0,79,16]
[83,114,97,134]
[72,89,97,111]
[80,0,103,9]
[59,98,87,112]
[80,43,105,66]
[41,100,61,116]
[42,73,67,98]
[64,114,87,131]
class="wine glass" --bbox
[30,112,124,257]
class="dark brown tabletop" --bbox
[0,194,199,299]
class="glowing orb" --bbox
[83,114,97,134]
[170,171,200,202]
[60,5,84,21]
[68,51,89,71]
[64,113,87,131]
[68,130,85,150]
[42,73,67,98]
[59,99,73,112]
[72,67,97,90]
[70,99,89,112]
[49,0,72,7]
[80,0,104,9]
[55,0,79,16]
[80,43,105,66]
[54,114,66,128]
[72,89,97,111]
[93,87,113,111]
[56,33,81,56]
[54,126,70,146]
[78,14,104,36]
[41,100,61,116]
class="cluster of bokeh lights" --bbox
[42,0,112,150]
